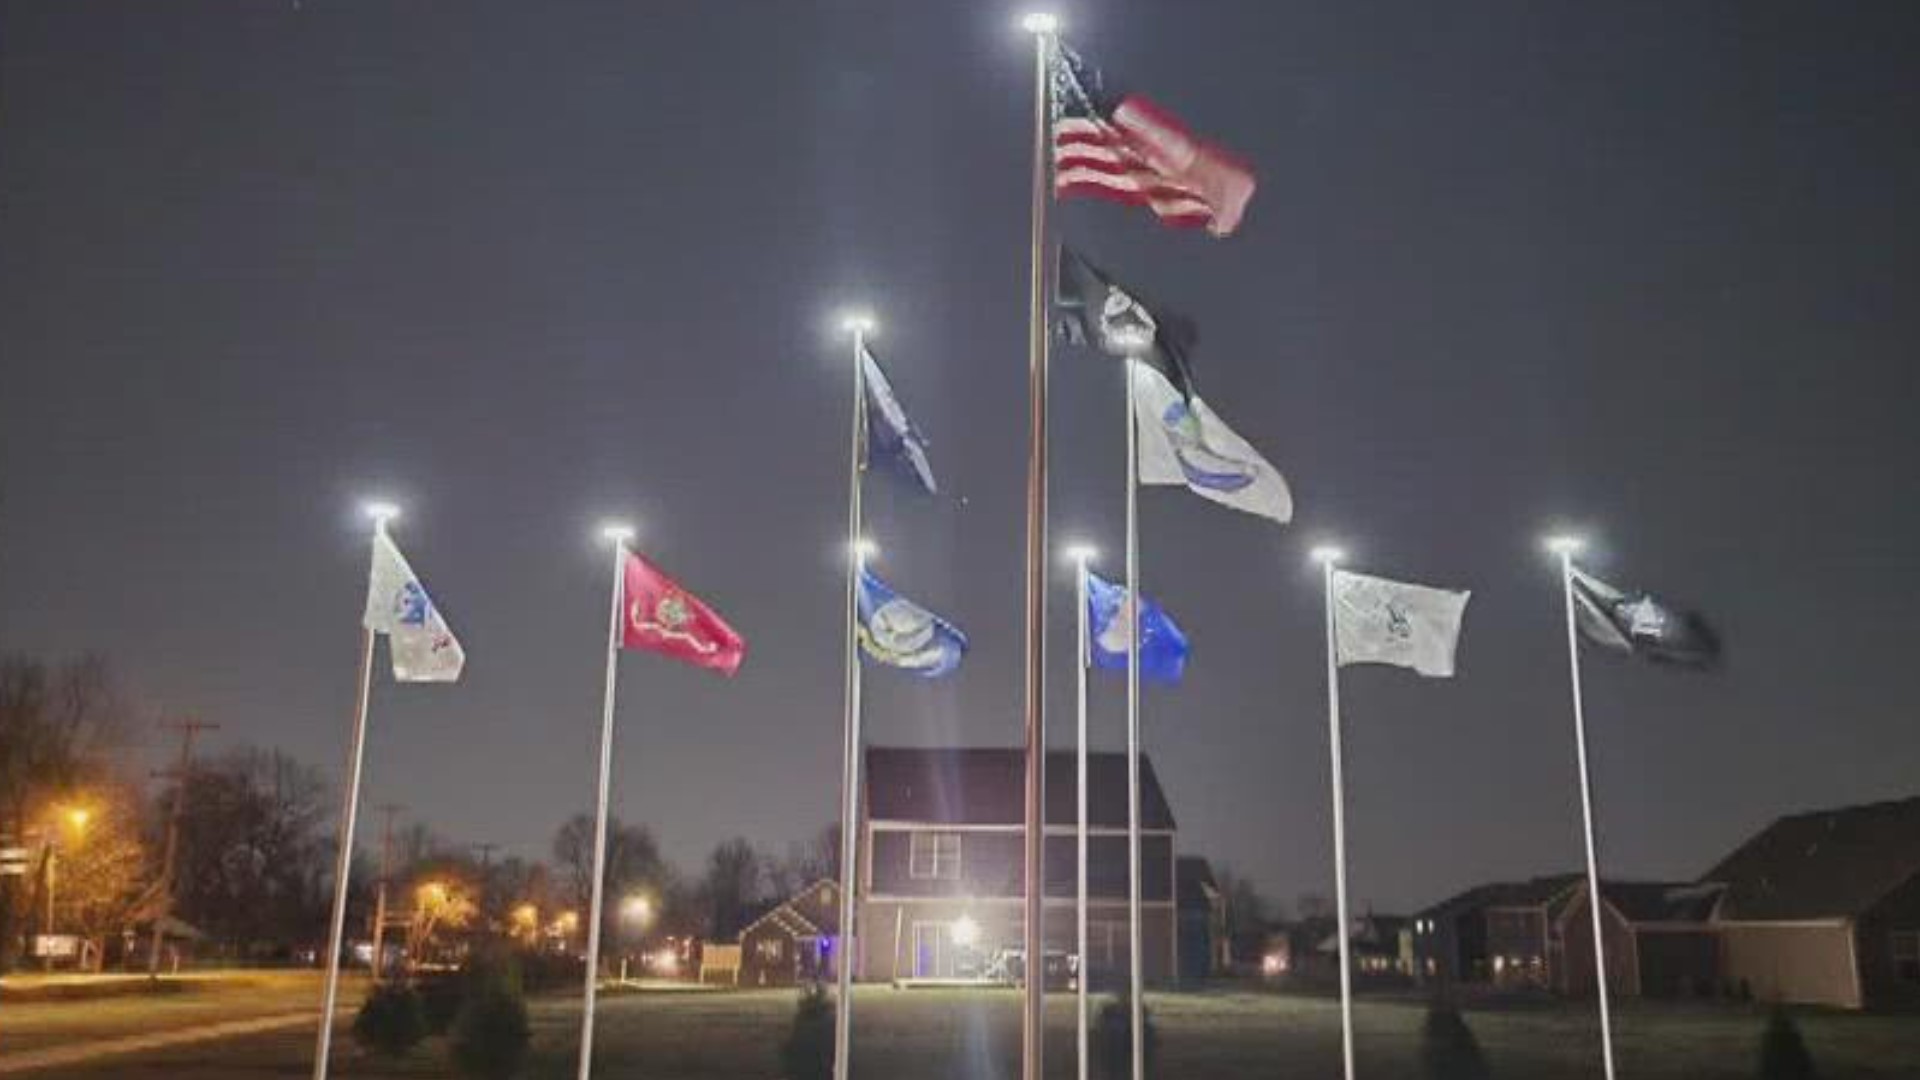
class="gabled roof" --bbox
[1707,795,1920,921]
[1548,881,1724,925]
[864,747,1175,830]
[739,879,840,941]
[1416,875,1583,919]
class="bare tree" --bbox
[700,837,764,940]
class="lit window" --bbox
[909,832,961,880]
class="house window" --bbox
[1892,931,1920,982]
[909,832,961,880]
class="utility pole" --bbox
[149,717,219,975]
[370,804,402,982]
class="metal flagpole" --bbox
[312,515,386,1080]
[1123,359,1146,1080]
[1555,542,1617,1080]
[1072,548,1093,1080]
[576,531,630,1080]
[1316,550,1357,1080]
[1019,15,1058,1080]
[833,319,870,1080]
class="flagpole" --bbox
[1313,547,1357,1080]
[1069,547,1094,1080]
[577,527,631,1080]
[312,508,391,1080]
[833,318,871,1080]
[1552,539,1617,1080]
[1123,359,1146,1080]
[1019,15,1058,1080]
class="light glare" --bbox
[363,501,400,526]
[1544,534,1585,556]
[1062,542,1099,566]
[600,521,637,545]
[839,310,876,336]
[1021,12,1059,34]
[1310,545,1345,566]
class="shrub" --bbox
[1420,1000,1492,1080]
[779,983,835,1080]
[448,974,531,1080]
[1093,994,1159,1080]
[351,983,427,1058]
[417,973,464,1035]
[1758,1008,1818,1080]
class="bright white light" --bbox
[1310,545,1345,566]
[363,501,400,527]
[1544,534,1585,556]
[853,537,879,561]
[601,521,637,545]
[951,915,980,947]
[1062,542,1099,566]
[839,310,877,336]
[1020,12,1059,34]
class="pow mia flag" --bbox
[1055,245,1197,401]
[1570,567,1720,668]
[1331,569,1470,678]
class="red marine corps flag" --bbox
[619,550,746,676]
[1050,39,1258,237]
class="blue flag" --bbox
[1086,571,1190,685]
[861,345,938,495]
[857,567,967,677]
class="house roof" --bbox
[739,879,839,941]
[864,747,1175,830]
[1421,875,1719,925]
[1706,795,1920,921]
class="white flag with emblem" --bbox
[1130,363,1292,524]
[363,531,466,683]
[1331,569,1469,678]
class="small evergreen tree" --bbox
[780,983,835,1080]
[1093,994,1160,1080]
[448,974,531,1080]
[351,982,427,1058]
[1758,1008,1818,1080]
[1420,1000,1492,1080]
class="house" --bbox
[856,746,1178,985]
[1176,856,1227,982]
[1706,795,1920,1009]
[738,879,841,988]
[1317,913,1415,983]
[1411,875,1720,998]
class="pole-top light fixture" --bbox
[853,537,879,560]
[600,521,637,545]
[363,500,400,527]
[1062,542,1099,566]
[1310,545,1346,566]
[1020,12,1059,34]
[839,310,876,336]
[1544,534,1586,556]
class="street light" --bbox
[600,521,637,547]
[1310,544,1346,566]
[839,310,877,337]
[1544,534,1586,557]
[620,894,654,925]
[1062,542,1098,567]
[1020,12,1059,35]
[363,500,400,529]
[62,806,91,832]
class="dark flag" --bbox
[1055,246,1197,401]
[1570,567,1720,668]
[860,344,937,495]
[1049,40,1257,237]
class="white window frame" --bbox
[909,831,961,880]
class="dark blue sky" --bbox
[3,1,1917,912]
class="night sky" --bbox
[4,1,1918,914]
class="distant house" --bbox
[1411,875,1720,998]
[856,746,1178,985]
[1176,856,1227,981]
[1317,913,1415,983]
[1706,795,1920,1009]
[738,879,841,988]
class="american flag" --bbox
[1050,42,1257,238]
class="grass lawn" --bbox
[17,984,1920,1079]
